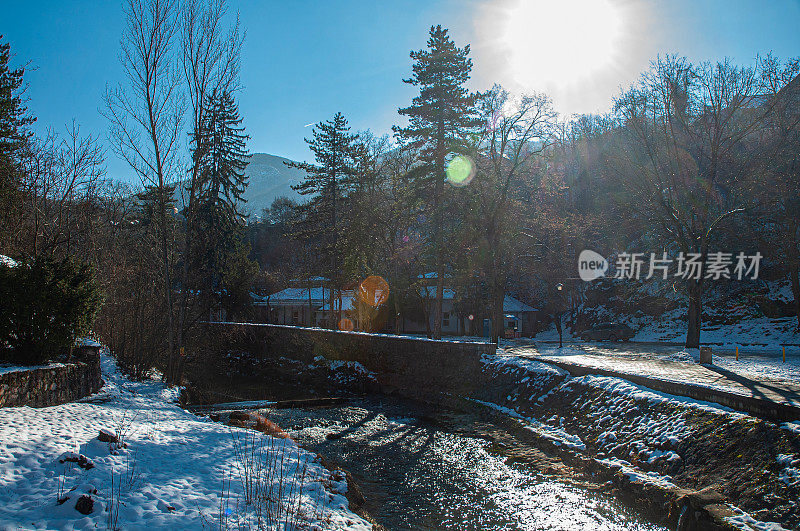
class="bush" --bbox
[0,256,102,364]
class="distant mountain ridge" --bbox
[174,153,306,217]
[239,153,306,215]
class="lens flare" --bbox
[445,154,476,187]
[357,275,390,307]
[338,317,354,331]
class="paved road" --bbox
[502,341,800,410]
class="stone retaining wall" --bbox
[204,322,495,400]
[0,349,102,408]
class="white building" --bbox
[253,276,540,337]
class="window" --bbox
[442,312,450,327]
[292,310,299,324]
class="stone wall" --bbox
[204,323,496,401]
[0,348,102,408]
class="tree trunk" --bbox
[394,296,401,334]
[160,206,175,383]
[177,186,198,352]
[422,298,431,339]
[337,289,342,330]
[789,262,800,331]
[308,284,313,327]
[432,120,445,340]
[434,264,444,339]
[686,279,703,348]
[554,313,562,348]
[491,285,504,344]
[329,285,336,329]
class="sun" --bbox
[502,0,624,91]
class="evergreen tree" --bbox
[0,35,35,248]
[196,90,250,219]
[394,25,482,339]
[135,184,178,226]
[0,256,101,364]
[192,90,251,316]
[287,112,358,327]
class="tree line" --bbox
[251,28,800,348]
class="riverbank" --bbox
[220,395,665,530]
[473,354,800,530]
[0,353,371,530]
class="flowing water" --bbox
[249,396,666,531]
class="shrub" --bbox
[0,256,102,364]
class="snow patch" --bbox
[0,351,370,529]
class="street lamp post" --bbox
[555,283,564,348]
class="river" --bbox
[246,396,666,531]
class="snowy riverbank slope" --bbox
[476,354,800,530]
[0,354,371,530]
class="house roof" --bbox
[503,295,537,313]
[253,287,326,305]
[418,272,452,279]
[257,285,537,314]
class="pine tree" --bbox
[0,35,35,247]
[394,25,482,339]
[192,90,251,316]
[196,90,250,219]
[135,184,178,226]
[287,112,358,327]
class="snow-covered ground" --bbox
[528,343,800,385]
[632,313,800,350]
[0,353,371,530]
[534,315,799,352]
[533,277,799,351]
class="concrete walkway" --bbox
[503,344,800,422]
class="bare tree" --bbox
[612,56,773,347]
[474,85,556,342]
[748,56,800,329]
[19,122,105,257]
[104,0,184,381]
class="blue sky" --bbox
[4,0,800,183]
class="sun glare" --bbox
[503,0,624,90]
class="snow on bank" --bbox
[469,398,587,451]
[479,354,793,530]
[567,374,745,417]
[0,361,66,376]
[0,353,371,530]
[724,506,790,531]
[481,353,568,379]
